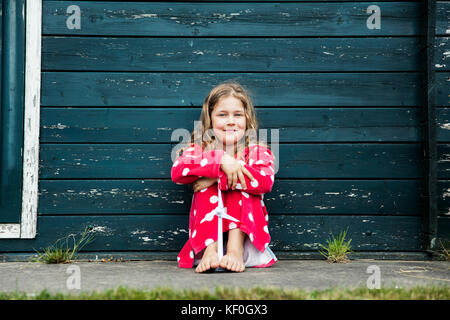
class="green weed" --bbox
[30,227,95,264]
[318,228,352,263]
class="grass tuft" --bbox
[30,227,95,264]
[318,228,352,263]
[436,239,450,261]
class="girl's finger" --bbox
[232,172,238,190]
[227,173,233,189]
[242,167,255,181]
[237,170,247,190]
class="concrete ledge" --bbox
[0,260,448,294]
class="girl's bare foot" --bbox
[219,228,245,272]
[219,249,245,272]
[195,241,220,273]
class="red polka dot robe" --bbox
[171,143,278,268]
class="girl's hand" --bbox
[193,177,217,193]
[220,153,255,190]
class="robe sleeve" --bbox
[218,145,275,195]
[171,143,226,185]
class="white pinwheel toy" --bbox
[214,177,239,271]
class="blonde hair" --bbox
[186,81,269,160]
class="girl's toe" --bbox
[219,257,228,269]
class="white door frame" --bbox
[0,0,41,239]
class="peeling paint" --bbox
[131,13,157,19]
[43,123,67,129]
[90,226,107,232]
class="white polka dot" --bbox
[249,233,254,242]
[264,151,271,157]
[190,251,194,259]
[192,230,197,238]
[200,158,208,167]
[239,200,242,206]
[177,256,180,262]
[200,188,207,192]
[256,160,264,165]
[261,194,264,199]
[210,195,218,204]
[248,213,254,222]
[205,238,214,246]
[229,222,237,229]
[270,175,274,182]
[173,160,179,167]
[263,225,269,233]
[236,183,242,190]
[261,200,265,207]
[265,214,269,222]
[242,192,249,198]
[182,168,190,176]
[193,209,196,216]
[249,159,254,166]
[186,147,194,152]
[260,170,266,176]
[251,180,258,188]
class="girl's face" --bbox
[211,96,246,147]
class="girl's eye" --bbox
[217,113,242,116]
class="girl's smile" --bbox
[211,96,246,147]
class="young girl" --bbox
[171,81,278,273]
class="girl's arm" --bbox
[171,144,227,185]
[218,145,275,195]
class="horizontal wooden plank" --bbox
[436,1,450,36]
[38,179,422,216]
[437,216,450,240]
[435,37,449,71]
[42,2,421,36]
[41,72,422,107]
[437,145,450,179]
[0,251,431,263]
[436,108,450,141]
[436,72,450,106]
[42,37,422,72]
[40,107,421,143]
[438,181,450,217]
[42,0,420,2]
[0,215,423,252]
[38,143,423,179]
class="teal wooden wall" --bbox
[1,1,449,259]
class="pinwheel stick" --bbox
[215,177,240,272]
